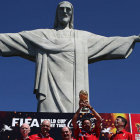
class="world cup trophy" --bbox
[79,90,89,112]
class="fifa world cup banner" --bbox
[130,114,140,140]
[0,111,140,140]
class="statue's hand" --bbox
[133,35,140,42]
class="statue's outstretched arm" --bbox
[87,33,137,63]
[0,32,36,61]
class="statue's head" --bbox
[54,1,74,29]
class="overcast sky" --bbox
[0,0,140,113]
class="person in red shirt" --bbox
[19,123,32,140]
[61,126,76,140]
[110,116,133,140]
[30,120,54,140]
[72,100,102,140]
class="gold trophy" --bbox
[79,90,89,112]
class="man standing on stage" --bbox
[30,120,54,140]
[72,101,102,140]
[61,126,76,140]
[111,116,133,140]
[19,123,32,140]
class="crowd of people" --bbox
[18,100,133,140]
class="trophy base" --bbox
[81,107,89,113]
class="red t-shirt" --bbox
[71,138,76,140]
[110,129,133,140]
[74,125,101,140]
[30,133,54,140]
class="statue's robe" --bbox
[0,29,135,112]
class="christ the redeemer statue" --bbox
[0,1,140,112]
